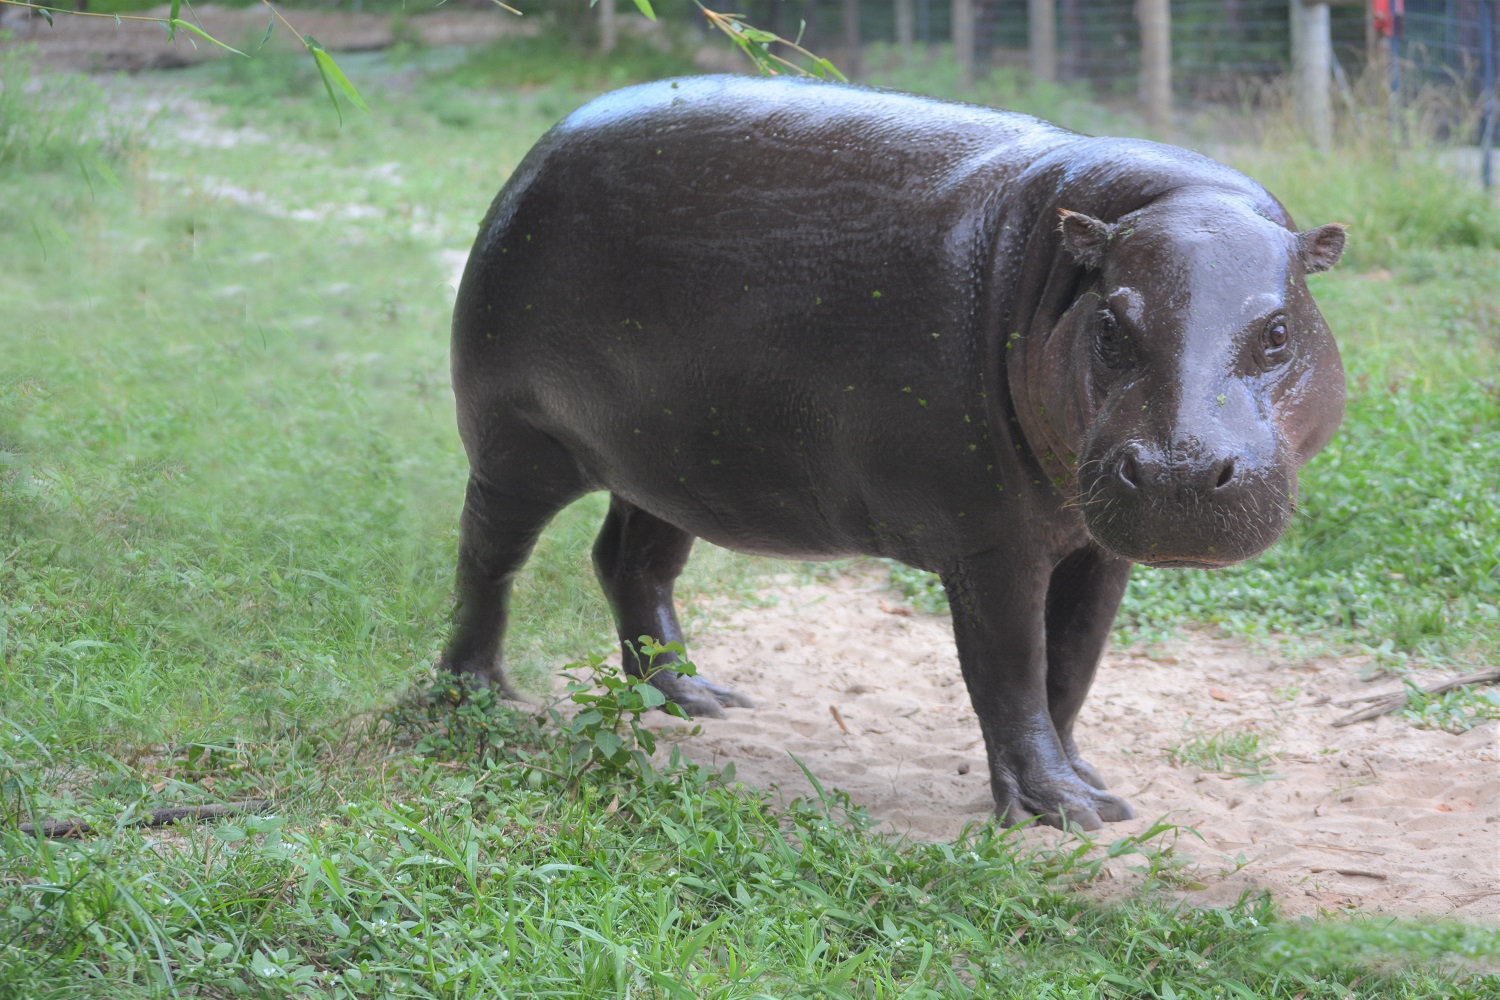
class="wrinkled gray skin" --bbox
[443,76,1346,829]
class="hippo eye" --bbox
[1095,310,1123,369]
[1265,317,1289,356]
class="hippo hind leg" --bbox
[592,495,753,719]
[1045,546,1134,790]
[441,432,587,697]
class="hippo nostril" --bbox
[1119,453,1139,489]
[1214,459,1237,490]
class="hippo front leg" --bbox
[942,550,1134,830]
[1045,546,1133,791]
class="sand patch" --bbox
[657,567,1499,919]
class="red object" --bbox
[1373,0,1404,39]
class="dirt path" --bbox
[661,567,1499,919]
[0,3,527,72]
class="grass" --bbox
[4,688,1497,998]
[1165,730,1280,782]
[0,43,130,173]
[860,43,1135,136]
[0,38,1497,999]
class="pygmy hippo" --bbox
[442,76,1346,829]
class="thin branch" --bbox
[16,800,274,839]
[1329,668,1498,727]
[697,5,846,81]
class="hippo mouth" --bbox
[1073,452,1295,570]
[1140,557,1236,570]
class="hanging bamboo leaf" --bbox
[307,39,370,116]
[171,20,246,56]
[257,11,275,53]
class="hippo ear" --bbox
[1296,223,1347,274]
[1057,209,1117,270]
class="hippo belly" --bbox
[441,75,1347,831]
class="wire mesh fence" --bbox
[732,1,1496,184]
[762,1,1487,99]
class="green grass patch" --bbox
[1166,729,1280,781]
[3,693,1496,998]
[0,44,130,173]
[441,24,702,95]
[862,44,1134,136]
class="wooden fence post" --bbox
[896,0,916,54]
[1137,0,1172,134]
[1029,0,1057,83]
[843,0,863,78]
[952,0,975,83]
[598,0,617,55]
[1291,0,1334,147]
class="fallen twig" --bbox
[1309,867,1388,880]
[1295,842,1386,856]
[1330,668,1499,727]
[16,800,273,839]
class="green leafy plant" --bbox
[554,636,695,782]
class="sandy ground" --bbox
[650,567,1500,920]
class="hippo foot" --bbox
[1060,737,1109,790]
[1069,757,1109,791]
[438,659,530,705]
[647,671,754,720]
[990,760,1134,832]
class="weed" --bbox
[1167,729,1280,781]
[553,637,700,783]
[1399,681,1500,734]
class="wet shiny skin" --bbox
[443,76,1346,829]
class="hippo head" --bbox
[1045,188,1346,569]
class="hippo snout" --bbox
[1115,442,1241,495]
[1080,438,1293,569]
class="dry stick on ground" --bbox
[1309,866,1389,880]
[1330,668,1500,727]
[16,800,273,839]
